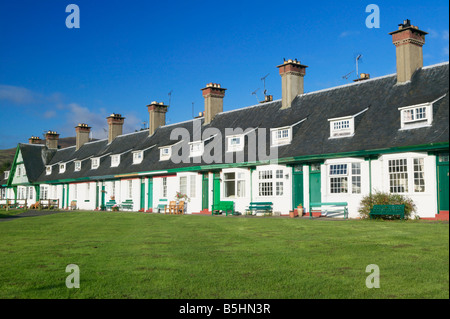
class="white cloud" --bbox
[339,31,360,38]
[0,85,40,105]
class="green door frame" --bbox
[95,183,99,209]
[202,173,209,210]
[436,152,449,213]
[213,172,221,205]
[309,163,322,204]
[292,165,304,211]
[140,178,145,211]
[147,177,153,211]
[101,182,105,211]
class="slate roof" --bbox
[15,62,450,184]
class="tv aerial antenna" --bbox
[355,54,363,78]
[251,88,260,103]
[142,120,147,130]
[168,90,173,108]
[261,73,270,97]
[342,70,355,80]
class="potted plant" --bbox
[297,204,304,216]
[175,192,190,203]
[112,204,119,212]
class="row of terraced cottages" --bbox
[1,21,449,219]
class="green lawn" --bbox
[0,211,448,299]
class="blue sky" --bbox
[0,0,448,149]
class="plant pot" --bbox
[289,211,298,218]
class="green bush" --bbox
[358,191,417,220]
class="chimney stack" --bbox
[45,131,60,149]
[28,136,42,145]
[277,59,308,109]
[147,101,168,136]
[201,83,226,125]
[389,19,427,83]
[75,123,91,150]
[106,113,125,143]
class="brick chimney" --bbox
[277,59,307,109]
[45,131,60,149]
[389,19,427,83]
[147,101,168,136]
[75,123,91,150]
[201,83,226,125]
[28,136,42,145]
[106,113,125,143]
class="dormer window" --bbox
[160,147,171,161]
[189,141,204,157]
[329,117,354,138]
[111,154,121,167]
[271,127,292,146]
[74,161,81,172]
[91,157,99,169]
[59,163,66,174]
[399,103,432,130]
[4,171,9,179]
[132,151,143,164]
[227,135,244,152]
[46,166,52,175]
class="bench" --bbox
[105,200,117,210]
[212,201,235,216]
[121,199,134,211]
[155,199,168,213]
[309,202,348,219]
[246,202,273,216]
[369,204,405,220]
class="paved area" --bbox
[0,210,66,222]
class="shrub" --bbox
[358,191,417,220]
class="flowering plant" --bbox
[175,192,190,202]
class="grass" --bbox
[0,211,448,299]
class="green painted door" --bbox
[95,184,99,209]
[292,165,304,210]
[437,153,449,211]
[309,164,321,203]
[213,172,221,205]
[147,178,153,211]
[101,184,105,210]
[202,173,209,210]
[140,178,145,210]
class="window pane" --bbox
[237,180,245,197]
[330,177,348,193]
[276,182,283,196]
[259,182,273,196]
[413,158,425,192]
[389,159,408,193]
[180,176,187,195]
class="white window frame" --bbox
[271,127,292,146]
[111,154,121,167]
[4,171,9,180]
[179,174,197,198]
[257,168,285,197]
[398,102,433,130]
[46,166,52,175]
[329,116,354,138]
[74,161,81,172]
[59,163,66,174]
[40,185,49,200]
[222,170,246,198]
[132,151,144,164]
[189,141,204,158]
[162,177,168,198]
[385,155,427,194]
[91,158,100,170]
[159,147,171,161]
[227,135,244,152]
